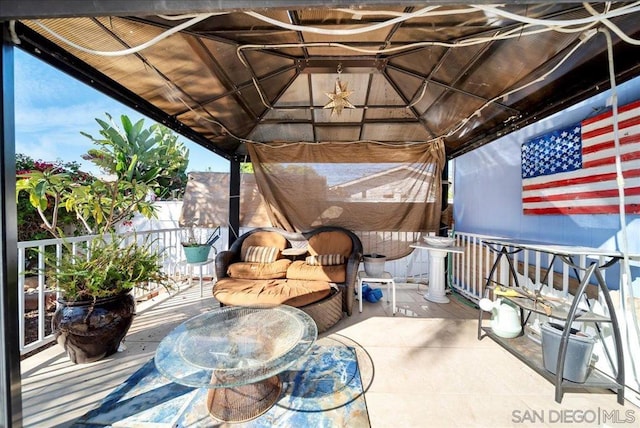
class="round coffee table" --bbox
[154,305,317,422]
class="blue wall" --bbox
[454,76,640,289]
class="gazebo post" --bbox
[1,24,24,428]
[229,156,241,248]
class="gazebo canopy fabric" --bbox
[3,2,640,162]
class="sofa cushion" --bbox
[213,278,331,308]
[308,231,353,258]
[286,260,346,283]
[227,259,291,279]
[282,280,334,307]
[305,254,345,266]
[244,245,279,263]
[241,231,288,260]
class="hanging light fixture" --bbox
[323,63,355,116]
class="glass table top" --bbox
[155,305,317,388]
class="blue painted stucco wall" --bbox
[453,76,640,289]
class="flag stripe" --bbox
[523,177,640,200]
[523,163,640,187]
[584,150,640,169]
[581,99,640,127]
[524,204,640,215]
[523,185,640,203]
[581,115,640,142]
[523,167,640,191]
[582,135,640,161]
[522,99,640,215]
[582,125,640,154]
[524,195,640,210]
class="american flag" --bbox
[522,100,640,215]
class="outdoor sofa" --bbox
[213,226,363,332]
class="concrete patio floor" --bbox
[20,278,638,427]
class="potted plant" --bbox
[45,234,168,363]
[180,222,219,263]
[16,114,176,363]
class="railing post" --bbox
[499,250,510,287]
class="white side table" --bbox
[357,271,396,315]
[410,243,464,303]
[181,258,215,297]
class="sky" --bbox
[13,49,229,175]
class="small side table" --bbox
[183,258,215,297]
[357,271,396,315]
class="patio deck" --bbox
[21,278,636,427]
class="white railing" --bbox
[448,231,613,302]
[343,231,490,297]
[352,230,431,281]
[448,231,494,301]
[20,227,591,355]
[17,227,220,355]
[449,232,636,400]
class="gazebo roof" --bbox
[3,1,640,160]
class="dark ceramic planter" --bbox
[52,293,136,364]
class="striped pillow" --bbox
[244,246,279,263]
[306,254,345,266]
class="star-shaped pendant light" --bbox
[323,64,355,116]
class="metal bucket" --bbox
[183,244,211,263]
[363,254,386,277]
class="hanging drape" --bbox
[179,172,271,228]
[247,140,446,259]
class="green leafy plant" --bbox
[81,114,189,200]
[49,235,168,301]
[16,154,93,242]
[16,114,176,301]
[16,167,155,239]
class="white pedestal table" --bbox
[410,242,464,304]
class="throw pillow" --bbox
[305,254,345,266]
[244,246,279,263]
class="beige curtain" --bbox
[179,172,271,227]
[247,140,446,259]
